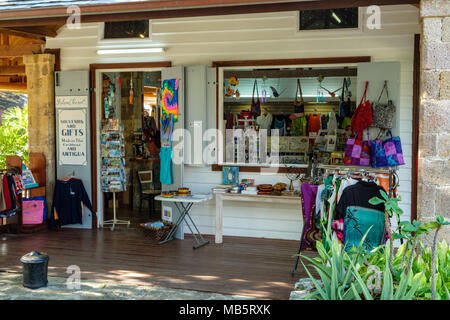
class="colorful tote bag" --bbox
[371,130,405,168]
[372,81,396,129]
[250,80,261,117]
[293,79,305,114]
[22,196,47,225]
[351,81,373,140]
[344,129,371,166]
[344,206,386,251]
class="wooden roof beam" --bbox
[0,44,42,58]
[0,28,46,42]
[0,65,26,75]
[0,82,27,92]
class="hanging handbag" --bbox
[293,79,305,114]
[351,81,373,139]
[344,129,371,166]
[372,80,396,129]
[250,79,261,117]
[371,130,405,168]
[22,196,47,225]
[339,78,351,117]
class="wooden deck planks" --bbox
[0,229,316,299]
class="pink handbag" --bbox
[22,197,45,225]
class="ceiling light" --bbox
[332,12,342,24]
[97,48,164,55]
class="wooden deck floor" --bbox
[0,229,316,299]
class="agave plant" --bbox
[349,239,424,300]
[298,227,372,300]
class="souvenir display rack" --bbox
[100,119,130,231]
[0,153,47,234]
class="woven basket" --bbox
[140,221,175,241]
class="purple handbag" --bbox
[371,130,405,168]
[344,130,371,166]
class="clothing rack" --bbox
[291,164,397,276]
[0,153,47,234]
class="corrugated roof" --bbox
[0,0,145,11]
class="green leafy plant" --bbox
[0,105,28,168]
[298,227,371,300]
[369,190,403,274]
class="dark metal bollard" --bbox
[20,251,49,289]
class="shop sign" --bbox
[56,95,88,109]
[58,109,87,166]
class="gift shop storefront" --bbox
[0,0,449,299]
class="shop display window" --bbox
[220,66,357,167]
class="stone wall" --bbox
[23,54,56,208]
[418,0,450,243]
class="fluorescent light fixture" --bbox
[97,48,164,55]
[331,11,342,24]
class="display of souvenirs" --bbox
[222,166,239,185]
[330,152,345,165]
[101,119,126,193]
[177,188,191,197]
[288,136,309,153]
[282,154,309,165]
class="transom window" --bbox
[104,20,149,39]
[299,8,359,31]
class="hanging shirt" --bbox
[160,147,173,185]
[336,181,386,220]
[256,113,273,132]
[273,116,286,136]
[336,177,359,203]
[300,183,319,250]
[291,116,307,136]
[327,112,338,134]
[161,114,174,148]
[308,114,321,136]
[50,178,93,229]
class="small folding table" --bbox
[154,193,212,249]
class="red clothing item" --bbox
[3,175,11,210]
[308,114,321,135]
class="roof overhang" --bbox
[0,0,420,28]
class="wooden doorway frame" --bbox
[89,61,172,228]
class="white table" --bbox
[155,194,213,249]
[214,192,303,244]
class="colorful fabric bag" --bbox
[371,130,405,168]
[372,81,396,129]
[351,81,373,139]
[293,79,305,114]
[22,196,47,225]
[250,80,261,117]
[344,129,371,166]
